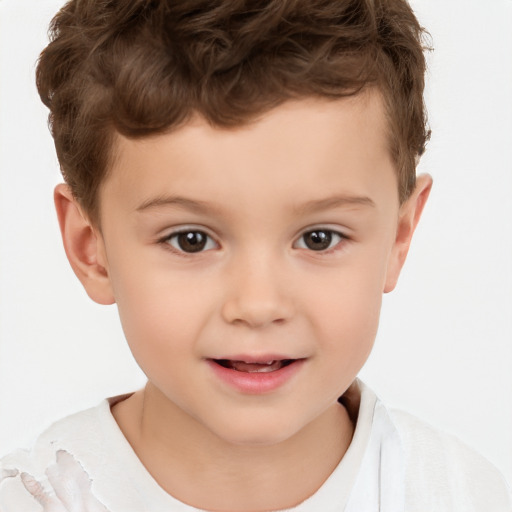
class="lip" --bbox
[206,356,306,394]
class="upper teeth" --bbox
[241,360,276,365]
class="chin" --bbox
[209,416,303,448]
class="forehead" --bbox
[101,91,396,217]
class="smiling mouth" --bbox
[213,359,296,373]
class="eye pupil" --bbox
[304,230,332,251]
[177,231,207,252]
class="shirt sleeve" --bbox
[391,410,512,512]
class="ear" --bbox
[384,174,433,293]
[54,184,115,305]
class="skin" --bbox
[55,91,431,512]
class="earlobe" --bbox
[54,184,115,305]
[384,174,433,293]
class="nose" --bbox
[221,252,294,328]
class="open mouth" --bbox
[212,359,296,373]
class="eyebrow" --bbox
[136,194,375,215]
[294,195,376,215]
[136,195,219,214]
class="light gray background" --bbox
[1,0,511,484]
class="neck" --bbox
[112,383,354,512]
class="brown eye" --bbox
[167,230,215,253]
[303,230,332,250]
[297,229,344,252]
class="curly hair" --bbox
[36,0,431,224]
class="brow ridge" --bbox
[136,195,218,214]
[136,193,375,215]
[295,195,376,215]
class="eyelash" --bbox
[159,227,348,255]
[160,229,218,255]
[293,228,347,254]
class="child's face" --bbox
[80,92,422,445]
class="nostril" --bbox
[221,298,293,328]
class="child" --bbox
[1,0,510,510]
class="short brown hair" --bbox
[37,0,431,224]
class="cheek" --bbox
[313,287,381,354]
[303,255,386,358]
[107,260,210,363]
[309,290,380,398]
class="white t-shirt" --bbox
[0,381,510,511]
